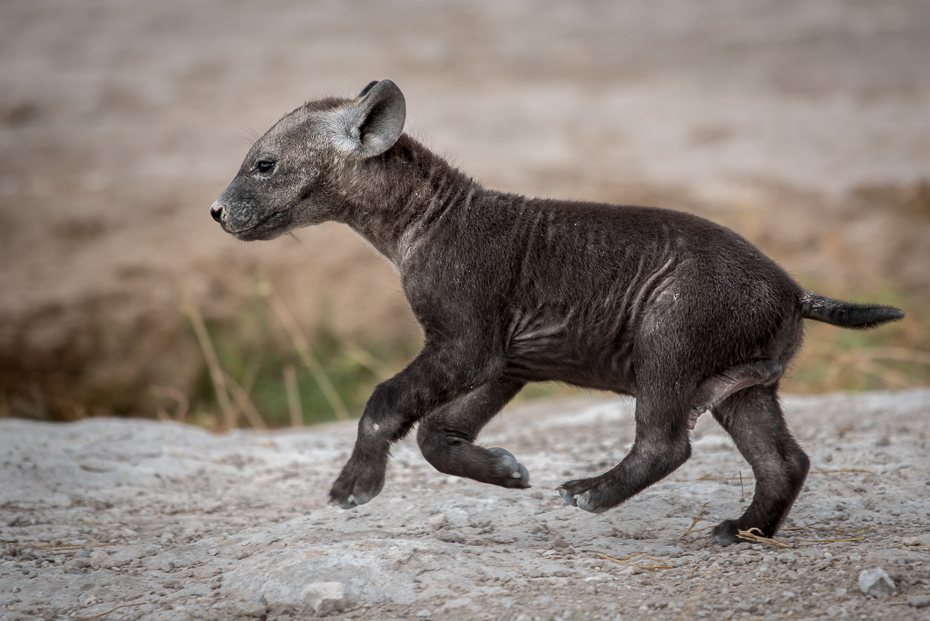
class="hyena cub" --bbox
[211,80,903,545]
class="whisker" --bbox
[289,232,312,257]
[237,126,261,148]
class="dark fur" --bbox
[211,80,905,545]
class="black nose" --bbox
[210,203,224,223]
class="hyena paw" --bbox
[328,459,385,509]
[556,478,611,514]
[487,447,531,488]
[710,519,777,546]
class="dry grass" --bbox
[5,279,923,430]
[583,549,673,571]
[76,603,146,621]
[679,502,711,540]
[267,288,350,422]
[182,300,238,431]
[735,528,791,548]
[785,290,930,394]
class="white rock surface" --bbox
[1,390,929,620]
[858,568,896,597]
[303,582,347,617]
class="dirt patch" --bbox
[2,390,929,620]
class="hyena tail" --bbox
[800,291,905,330]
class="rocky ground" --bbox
[2,389,929,620]
[2,4,929,619]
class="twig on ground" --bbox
[683,467,873,483]
[736,528,790,548]
[583,549,672,570]
[77,603,146,621]
[680,502,709,540]
[36,539,112,553]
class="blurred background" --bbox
[1,0,928,429]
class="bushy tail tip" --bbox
[800,292,905,330]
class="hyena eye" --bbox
[256,160,275,174]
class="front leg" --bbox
[416,377,529,488]
[329,342,504,508]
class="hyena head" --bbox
[210,80,406,241]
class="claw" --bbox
[488,447,531,487]
[574,491,607,514]
[330,498,357,510]
[557,487,577,506]
[328,477,384,510]
[710,519,740,546]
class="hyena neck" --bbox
[337,134,478,267]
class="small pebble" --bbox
[89,550,113,570]
[303,581,347,616]
[907,596,930,609]
[237,599,267,618]
[436,530,464,544]
[858,568,895,597]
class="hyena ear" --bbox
[327,80,406,158]
[357,80,379,98]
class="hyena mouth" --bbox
[228,212,289,241]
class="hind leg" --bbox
[417,377,530,488]
[710,384,810,545]
[558,386,693,514]
[689,360,782,429]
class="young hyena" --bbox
[211,80,903,545]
